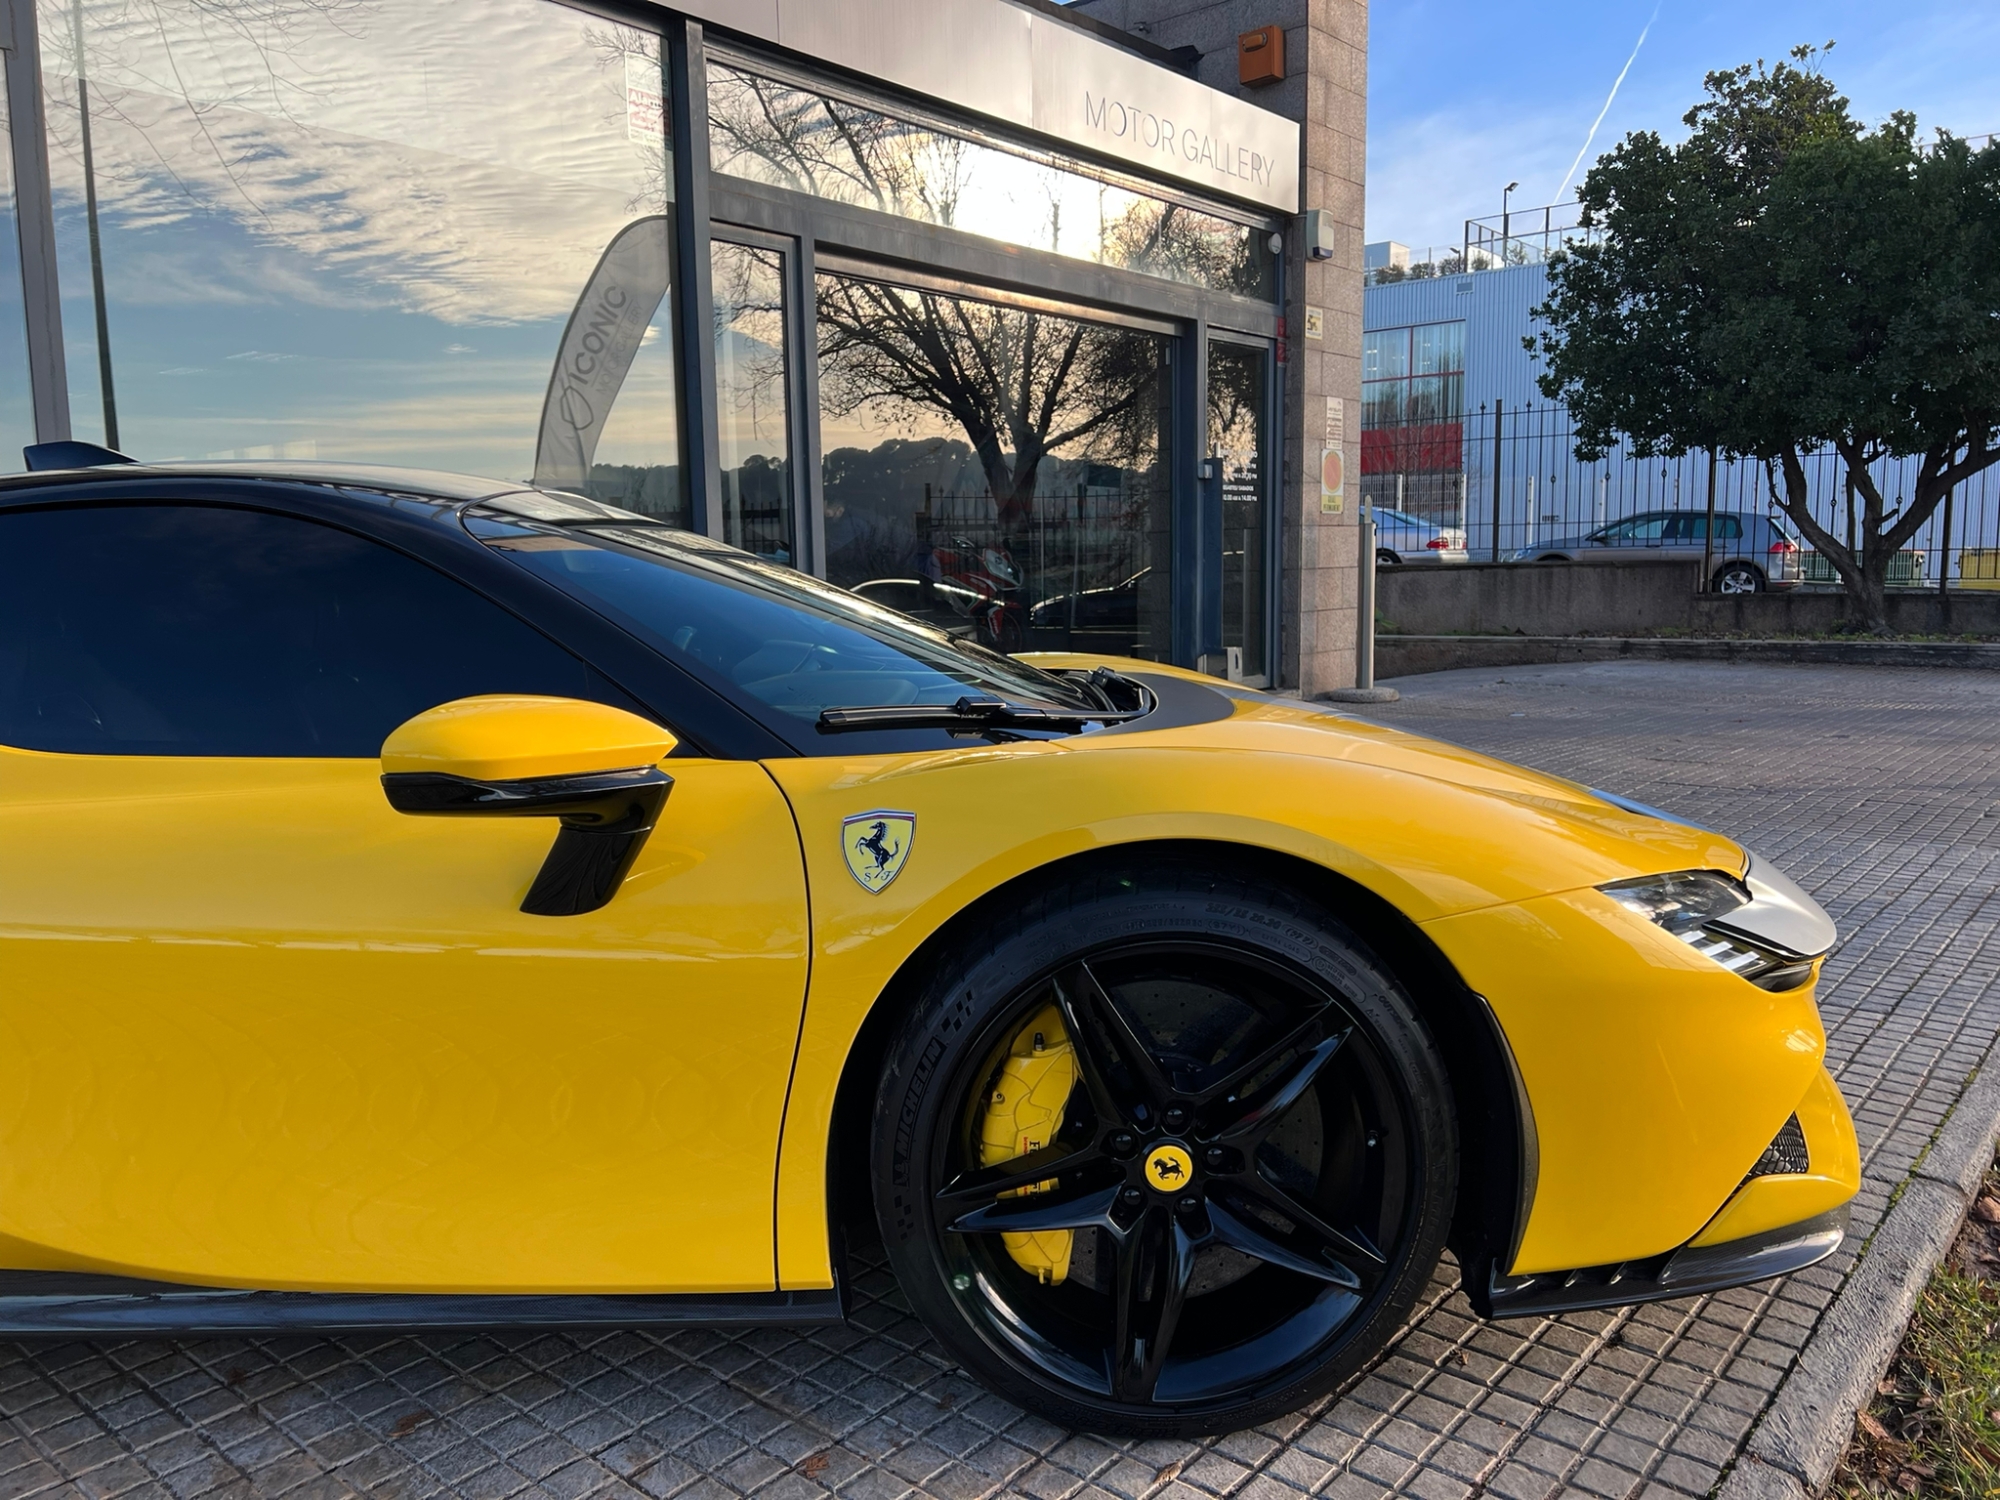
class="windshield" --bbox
[467,509,1100,726]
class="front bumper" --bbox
[1478,1205,1847,1318]
[1424,837,1854,1276]
[1473,1063,1858,1316]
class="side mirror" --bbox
[380,696,678,917]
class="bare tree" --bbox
[816,276,1163,547]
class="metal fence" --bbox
[1359,404,2000,589]
[1364,200,1596,287]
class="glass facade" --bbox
[0,69,31,470]
[0,1,1287,680]
[35,0,684,511]
[708,62,1273,299]
[712,240,795,562]
[817,271,1172,661]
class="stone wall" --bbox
[1377,559,2000,638]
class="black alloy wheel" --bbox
[873,864,1456,1436]
[1713,561,1765,594]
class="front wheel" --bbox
[872,863,1457,1436]
[1376,548,1401,566]
[1713,562,1765,593]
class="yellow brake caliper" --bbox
[977,1001,1078,1284]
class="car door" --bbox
[1661,514,1708,562]
[0,498,809,1294]
[1665,514,1744,571]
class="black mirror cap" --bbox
[24,441,137,471]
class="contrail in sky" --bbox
[1553,3,1661,204]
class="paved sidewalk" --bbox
[3,661,1996,1500]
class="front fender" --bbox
[763,732,1743,1288]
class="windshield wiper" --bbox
[817,694,1149,735]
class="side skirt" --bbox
[0,1274,846,1338]
[1474,1205,1848,1319]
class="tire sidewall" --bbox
[872,871,1459,1436]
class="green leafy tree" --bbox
[1531,46,2000,629]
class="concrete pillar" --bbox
[1069,0,1366,695]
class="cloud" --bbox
[42,0,671,327]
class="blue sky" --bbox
[1367,0,2000,254]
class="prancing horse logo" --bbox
[841,811,916,894]
[1145,1143,1194,1193]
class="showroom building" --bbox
[0,0,1367,691]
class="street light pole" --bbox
[1501,181,1518,261]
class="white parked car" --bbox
[1373,507,1467,564]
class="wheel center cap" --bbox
[1143,1142,1194,1193]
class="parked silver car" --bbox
[1511,510,1804,592]
[1374,507,1467,564]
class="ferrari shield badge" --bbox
[842,811,916,894]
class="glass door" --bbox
[1208,339,1270,684]
[813,265,1174,662]
[711,234,800,565]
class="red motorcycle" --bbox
[922,534,1026,650]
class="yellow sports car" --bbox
[0,454,1857,1436]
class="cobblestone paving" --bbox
[3,661,1996,1500]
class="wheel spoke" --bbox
[933,1141,1105,1214]
[945,1180,1124,1236]
[1187,1012,1327,1109]
[1206,1197,1361,1291]
[1214,1030,1350,1149]
[1109,1206,1198,1402]
[1051,961,1170,1121]
[1224,1170,1386,1275]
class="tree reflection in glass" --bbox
[712,241,793,563]
[1209,342,1268,682]
[817,271,1171,662]
[709,63,1270,299]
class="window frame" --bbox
[1362,321,1467,431]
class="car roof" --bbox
[0,460,532,504]
[1597,509,1773,524]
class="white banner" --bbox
[534,216,673,491]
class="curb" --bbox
[1375,635,2000,679]
[1715,1052,2000,1500]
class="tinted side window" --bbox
[0,504,628,756]
[1670,515,1746,542]
[1602,514,1669,542]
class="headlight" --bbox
[1600,870,1817,991]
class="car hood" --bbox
[1017,655,1746,911]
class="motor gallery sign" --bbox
[1031,22,1298,213]
[1079,91,1279,199]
